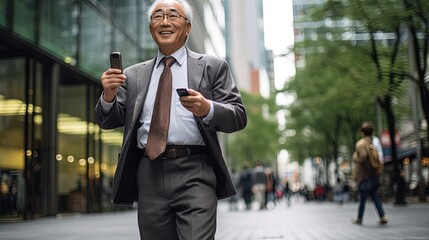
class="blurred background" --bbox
[0,0,428,221]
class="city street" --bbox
[0,199,428,240]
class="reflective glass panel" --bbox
[39,0,77,63]
[0,0,6,26]
[13,0,35,41]
[57,84,87,212]
[0,58,26,218]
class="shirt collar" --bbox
[155,46,187,68]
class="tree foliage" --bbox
[282,0,413,177]
[282,40,383,166]
[226,92,281,170]
[285,0,429,201]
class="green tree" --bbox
[282,40,381,179]
[227,92,281,171]
[313,0,418,203]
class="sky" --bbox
[263,0,296,166]
[263,0,296,107]
[263,0,295,91]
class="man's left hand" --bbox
[178,89,210,117]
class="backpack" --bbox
[368,142,384,174]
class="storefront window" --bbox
[1,0,154,217]
[0,58,26,218]
[99,129,122,210]
[56,84,88,212]
[56,82,123,212]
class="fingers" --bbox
[179,89,210,117]
[185,88,198,96]
[101,69,126,89]
[178,89,199,106]
[100,69,126,102]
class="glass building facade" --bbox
[0,0,228,220]
[0,0,159,220]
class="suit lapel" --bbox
[131,59,156,124]
[187,50,205,90]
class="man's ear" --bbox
[186,22,191,36]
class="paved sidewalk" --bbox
[216,200,429,240]
[0,200,428,240]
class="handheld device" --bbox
[176,88,189,97]
[110,52,122,72]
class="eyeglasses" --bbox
[150,13,189,23]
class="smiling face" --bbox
[149,1,191,55]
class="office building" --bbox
[225,0,270,95]
[0,0,228,220]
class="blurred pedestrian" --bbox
[240,163,253,210]
[314,183,325,201]
[94,0,247,238]
[264,167,275,208]
[229,168,240,211]
[253,161,267,210]
[352,121,388,225]
[275,184,284,205]
[342,180,350,203]
[300,184,309,202]
[333,177,344,205]
[283,180,291,206]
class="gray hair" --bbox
[147,0,193,23]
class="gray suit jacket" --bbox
[94,49,247,205]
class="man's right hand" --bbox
[101,68,126,102]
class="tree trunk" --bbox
[382,96,407,204]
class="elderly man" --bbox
[94,0,247,239]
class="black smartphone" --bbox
[176,88,189,97]
[110,52,122,72]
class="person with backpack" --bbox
[253,161,267,210]
[352,121,388,225]
[240,163,254,210]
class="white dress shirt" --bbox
[372,136,384,162]
[100,46,214,148]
